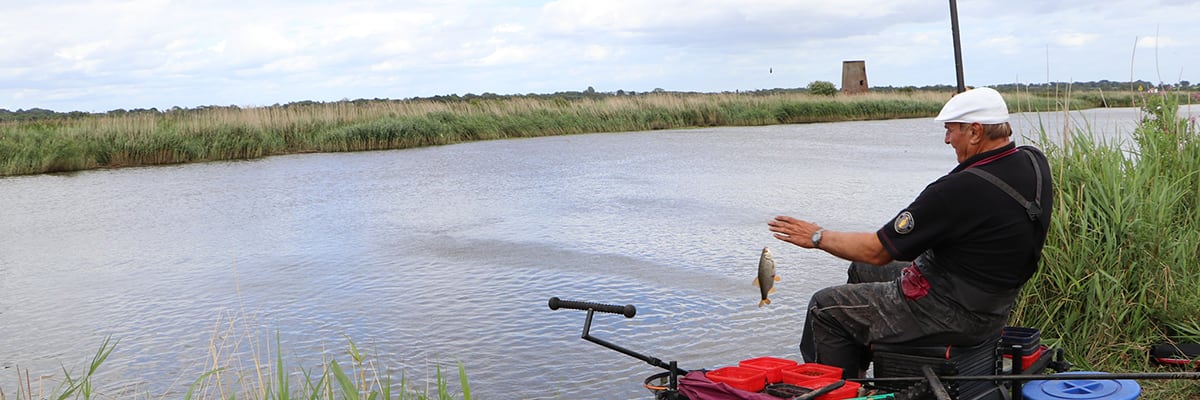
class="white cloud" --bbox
[259,56,319,74]
[981,35,1022,56]
[368,61,409,73]
[313,11,439,46]
[583,45,617,61]
[540,0,934,30]
[539,0,720,33]
[493,24,525,34]
[1054,32,1099,48]
[1136,36,1179,48]
[226,25,302,59]
[537,0,939,44]
[375,40,418,56]
[478,46,539,66]
[53,40,112,62]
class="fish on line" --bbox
[754,246,780,307]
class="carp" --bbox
[753,247,780,307]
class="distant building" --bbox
[841,61,868,95]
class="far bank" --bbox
[0,90,1114,177]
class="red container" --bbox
[781,363,844,385]
[739,357,799,383]
[796,377,861,400]
[706,366,767,393]
[1003,344,1048,370]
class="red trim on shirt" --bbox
[966,147,1019,169]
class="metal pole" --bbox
[854,371,1200,383]
[949,0,966,93]
[579,310,688,376]
[922,366,954,400]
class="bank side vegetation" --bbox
[1,313,473,400]
[1014,91,1200,398]
[1,82,1151,177]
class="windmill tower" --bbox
[841,61,868,94]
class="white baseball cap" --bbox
[934,87,1009,124]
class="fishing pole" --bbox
[949,0,966,93]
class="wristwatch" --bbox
[811,229,825,249]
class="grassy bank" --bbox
[1015,92,1200,398]
[0,91,1087,177]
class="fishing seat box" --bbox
[870,336,1004,400]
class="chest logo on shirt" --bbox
[894,211,915,234]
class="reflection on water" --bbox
[0,108,1150,398]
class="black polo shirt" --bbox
[876,142,1054,289]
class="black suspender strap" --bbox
[963,150,1044,222]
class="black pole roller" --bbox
[548,297,637,318]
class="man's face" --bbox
[944,122,975,163]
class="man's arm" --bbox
[768,215,893,265]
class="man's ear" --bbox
[969,122,984,143]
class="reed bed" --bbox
[1015,92,1200,398]
[0,91,1085,177]
[0,312,471,400]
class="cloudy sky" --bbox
[2,0,1196,112]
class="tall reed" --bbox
[2,336,117,400]
[1015,92,1200,398]
[0,91,1084,177]
[0,313,472,400]
[181,311,472,400]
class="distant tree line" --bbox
[990,79,1190,93]
[0,108,95,122]
[2,80,1192,122]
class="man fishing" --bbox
[767,87,1054,379]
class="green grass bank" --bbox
[0,91,1090,177]
[1014,92,1200,398]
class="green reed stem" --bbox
[3,334,468,400]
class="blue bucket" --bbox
[1022,371,1141,400]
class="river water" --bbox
[0,107,1167,399]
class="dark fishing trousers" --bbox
[799,261,988,379]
